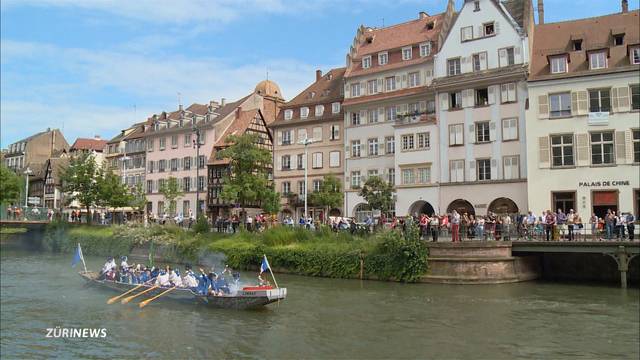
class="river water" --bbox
[1,245,639,360]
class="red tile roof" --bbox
[529,10,640,81]
[345,13,444,77]
[70,138,108,152]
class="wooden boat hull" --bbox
[79,271,286,309]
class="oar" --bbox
[139,287,176,308]
[107,283,146,304]
[121,285,159,304]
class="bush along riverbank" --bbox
[43,221,428,282]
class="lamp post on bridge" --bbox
[23,167,33,208]
[298,136,316,222]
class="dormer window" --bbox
[315,105,324,117]
[362,55,372,69]
[332,102,340,114]
[613,34,624,46]
[419,42,431,57]
[378,52,388,66]
[402,46,413,61]
[573,39,582,51]
[483,22,495,36]
[426,22,434,30]
[550,55,568,74]
[310,91,316,99]
[589,50,607,70]
[631,46,640,65]
[284,109,293,120]
[300,107,309,119]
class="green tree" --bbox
[0,164,22,205]
[130,182,147,214]
[358,175,393,215]
[219,133,277,224]
[309,174,342,223]
[96,169,133,211]
[60,152,101,224]
[159,176,183,216]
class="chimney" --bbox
[419,11,428,19]
[537,0,544,24]
[178,104,183,111]
[221,98,226,106]
[622,0,628,13]
[316,69,322,81]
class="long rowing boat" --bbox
[79,271,287,310]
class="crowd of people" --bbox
[99,256,251,296]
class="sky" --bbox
[1,0,637,147]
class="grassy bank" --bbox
[43,222,428,282]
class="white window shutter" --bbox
[419,101,426,112]
[611,88,620,112]
[538,95,549,119]
[617,87,631,112]
[440,93,449,111]
[377,78,384,92]
[616,131,627,164]
[491,158,497,179]
[625,129,634,162]
[378,107,385,121]
[344,84,350,98]
[514,46,522,63]
[468,161,476,182]
[576,133,589,167]
[449,127,456,145]
[571,92,579,115]
[498,49,507,67]
[360,110,367,124]
[277,131,282,145]
[360,82,366,95]
[489,121,496,141]
[577,91,589,115]
[488,86,496,105]
[495,21,500,34]
[538,136,550,168]
[477,26,483,38]
[469,124,476,143]
[504,157,512,180]
[401,74,407,88]
[394,75,401,89]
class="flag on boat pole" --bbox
[260,254,278,288]
[71,243,87,273]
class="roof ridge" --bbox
[364,11,445,32]
[539,9,639,26]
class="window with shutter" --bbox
[615,131,626,163]
[539,136,551,168]
[538,95,549,118]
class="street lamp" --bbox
[192,123,202,220]
[298,136,316,222]
[23,167,33,208]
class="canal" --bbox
[1,245,638,359]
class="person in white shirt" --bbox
[182,266,199,288]
[101,257,116,275]
[155,268,171,287]
[618,213,627,239]
[168,267,183,287]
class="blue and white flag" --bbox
[71,243,86,271]
[260,255,271,274]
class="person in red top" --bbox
[544,210,556,242]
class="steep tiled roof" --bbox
[500,0,530,31]
[70,138,108,152]
[529,10,640,81]
[355,14,444,57]
[187,103,208,115]
[345,13,445,77]
[282,68,345,109]
[209,109,261,165]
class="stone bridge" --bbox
[512,241,640,288]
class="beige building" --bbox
[526,7,640,218]
[270,68,346,221]
[4,128,68,173]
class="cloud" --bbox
[1,39,337,145]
